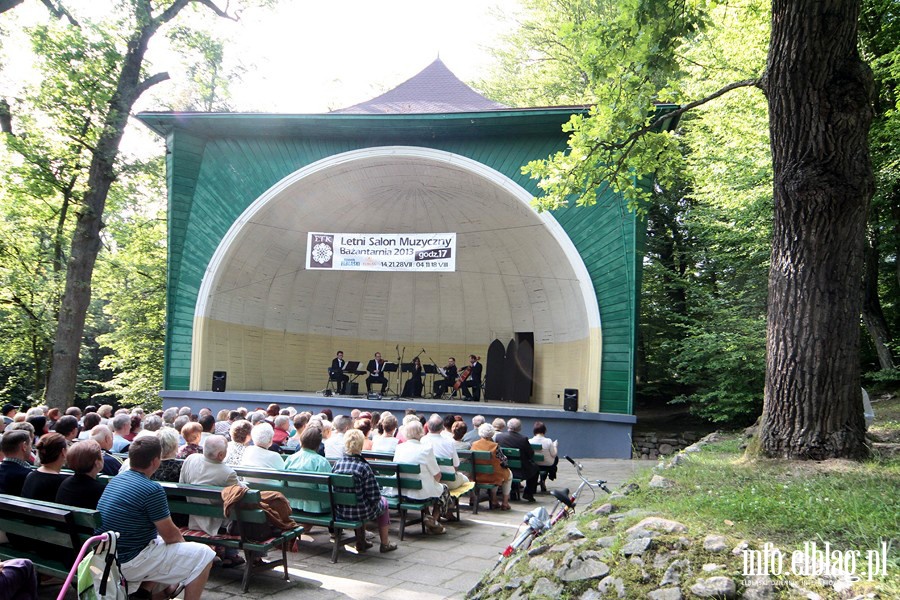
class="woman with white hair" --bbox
[239,423,284,471]
[471,423,513,510]
[392,421,447,533]
[153,427,184,482]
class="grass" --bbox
[475,397,900,599]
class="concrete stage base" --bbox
[160,390,635,459]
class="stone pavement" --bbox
[46,459,641,600]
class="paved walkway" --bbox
[47,459,641,600]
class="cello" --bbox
[453,355,480,394]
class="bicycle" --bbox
[500,455,612,559]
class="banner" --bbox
[306,232,456,272]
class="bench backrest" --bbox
[159,481,269,526]
[233,467,333,512]
[0,494,101,552]
[459,449,496,478]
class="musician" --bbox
[401,357,424,398]
[365,352,388,395]
[433,357,458,398]
[329,351,350,394]
[461,355,483,402]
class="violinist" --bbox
[461,355,483,402]
[433,357,458,398]
[402,357,425,398]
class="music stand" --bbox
[422,364,439,398]
[382,362,399,397]
[342,361,362,395]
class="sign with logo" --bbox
[306,233,456,272]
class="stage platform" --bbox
[160,389,635,459]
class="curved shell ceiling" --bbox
[202,153,592,350]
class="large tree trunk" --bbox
[758,0,874,459]
[861,232,894,370]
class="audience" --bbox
[0,431,33,495]
[471,423,513,510]
[56,439,105,509]
[240,423,284,471]
[224,420,252,466]
[91,424,123,476]
[372,413,399,453]
[422,414,469,491]
[177,422,204,459]
[152,427,184,483]
[324,415,351,459]
[21,433,68,503]
[283,426,332,514]
[495,418,539,502]
[530,420,559,491]
[110,413,133,453]
[451,421,470,451]
[392,421,446,534]
[332,430,397,553]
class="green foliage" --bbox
[166,26,240,111]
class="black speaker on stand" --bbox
[212,371,227,392]
[563,388,578,412]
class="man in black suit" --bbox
[365,352,388,395]
[330,350,350,394]
[0,430,33,495]
[461,354,483,401]
[494,418,539,502]
[433,357,458,398]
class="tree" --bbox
[503,0,876,458]
[39,0,245,409]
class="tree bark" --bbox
[758,0,874,459]
[861,232,894,370]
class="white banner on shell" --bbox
[306,232,456,272]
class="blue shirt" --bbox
[283,448,332,513]
[97,470,170,563]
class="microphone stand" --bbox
[393,345,405,399]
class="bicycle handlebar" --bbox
[565,455,576,465]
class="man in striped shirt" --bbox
[97,437,215,600]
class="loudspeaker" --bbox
[212,371,226,392]
[349,382,359,396]
[563,388,578,412]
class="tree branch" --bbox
[0,0,24,15]
[0,98,12,135]
[193,0,240,21]
[38,0,79,26]
[135,72,170,97]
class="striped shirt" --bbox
[97,470,170,563]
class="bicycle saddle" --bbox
[551,488,575,508]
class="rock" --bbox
[556,551,610,582]
[486,584,503,596]
[629,556,644,566]
[700,432,722,443]
[550,542,573,554]
[649,475,675,489]
[594,503,614,515]
[702,563,722,572]
[609,492,627,500]
[690,576,737,598]
[675,537,692,549]
[741,575,775,599]
[732,540,750,555]
[529,555,556,571]
[508,588,528,600]
[653,553,672,569]
[596,536,617,548]
[660,559,692,587]
[659,437,679,445]
[647,588,683,600]
[621,482,640,495]
[621,536,653,556]
[683,443,703,453]
[565,525,586,540]
[532,577,562,597]
[597,576,626,598]
[610,508,655,524]
[528,544,550,556]
[504,577,524,589]
[503,555,521,574]
[744,424,759,437]
[579,591,602,600]
[788,583,822,599]
[659,443,675,455]
[626,517,688,535]
[872,442,900,458]
[668,453,688,467]
[704,534,729,552]
[588,520,602,531]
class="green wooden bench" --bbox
[501,447,523,500]
[0,494,101,581]
[159,481,303,592]
[435,456,464,521]
[367,461,437,540]
[458,449,498,514]
[232,466,366,563]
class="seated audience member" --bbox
[214,410,231,436]
[396,413,420,444]
[355,418,374,451]
[153,427,185,483]
[271,415,291,450]
[97,437,215,600]
[177,422,204,459]
[138,415,163,438]
[179,434,245,568]
[124,414,142,442]
[91,425,122,476]
[52,415,80,443]
[283,426,332,514]
[324,415,351,459]
[451,421,470,451]
[392,421,447,534]
[225,420,252,466]
[371,413,399,453]
[1,404,17,426]
[0,558,38,600]
[25,416,48,442]
[441,414,456,439]
[78,412,102,440]
[56,439,105,509]
[422,414,469,491]
[282,413,310,451]
[21,433,68,503]
[332,430,397,553]
[491,418,506,437]
[198,414,215,446]
[471,423,513,510]
[240,423,284,471]
[495,418,539,502]
[530,420,559,491]
[0,430,33,495]
[110,413,132,453]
